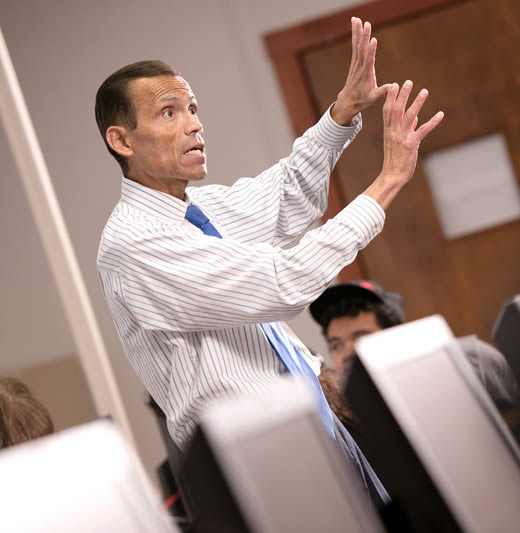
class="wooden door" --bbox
[266,0,520,342]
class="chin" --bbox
[191,168,208,181]
[341,357,354,376]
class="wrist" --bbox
[331,99,361,126]
[362,172,407,211]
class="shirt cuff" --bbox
[338,194,385,245]
[313,103,362,150]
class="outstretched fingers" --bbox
[351,17,362,62]
[351,18,372,64]
[393,80,414,125]
[403,86,444,140]
[341,16,392,114]
[360,21,372,58]
[367,36,377,67]
[384,82,443,139]
[415,111,445,140]
[383,83,399,129]
[379,80,444,197]
[403,88,429,131]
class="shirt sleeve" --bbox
[113,194,384,332]
[192,107,362,249]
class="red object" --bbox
[163,492,180,509]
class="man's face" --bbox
[326,311,382,373]
[125,75,207,184]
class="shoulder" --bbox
[101,201,185,244]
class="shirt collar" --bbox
[120,176,193,224]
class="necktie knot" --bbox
[185,204,222,238]
[185,204,209,227]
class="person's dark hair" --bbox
[0,377,54,449]
[95,60,178,175]
[320,297,403,336]
[318,367,358,431]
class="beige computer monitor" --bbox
[0,420,178,533]
[351,315,520,533]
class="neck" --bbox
[126,172,187,201]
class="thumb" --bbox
[373,84,393,101]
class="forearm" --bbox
[282,105,362,202]
[117,196,383,332]
[200,106,363,248]
[362,173,407,212]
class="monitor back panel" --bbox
[353,315,520,533]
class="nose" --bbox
[342,341,355,361]
[185,111,203,136]
[332,343,355,372]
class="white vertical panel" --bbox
[0,26,135,448]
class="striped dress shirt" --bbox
[97,108,385,448]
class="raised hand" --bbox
[364,81,444,210]
[382,81,443,182]
[332,17,392,125]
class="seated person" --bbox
[457,334,519,412]
[310,280,404,378]
[310,281,519,417]
[0,376,54,449]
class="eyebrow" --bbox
[327,336,342,343]
[157,95,196,105]
[157,96,179,104]
[327,330,374,342]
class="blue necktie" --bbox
[185,203,335,437]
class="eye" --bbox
[189,104,198,115]
[329,342,343,353]
[162,108,174,118]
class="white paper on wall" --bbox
[423,133,520,239]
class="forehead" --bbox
[130,75,195,107]
[326,311,381,338]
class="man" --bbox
[310,280,404,376]
[311,280,404,443]
[95,17,443,503]
[310,280,520,412]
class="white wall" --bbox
[0,0,362,480]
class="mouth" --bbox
[342,355,355,372]
[184,142,205,157]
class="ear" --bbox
[106,126,134,158]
